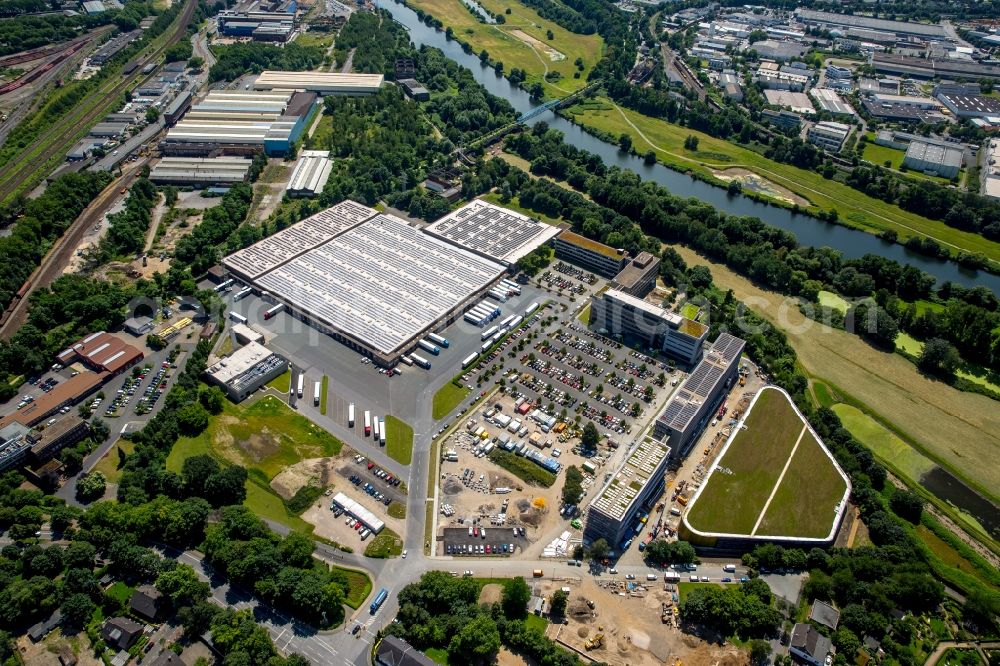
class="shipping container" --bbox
[364,411,372,436]
[296,373,304,398]
[418,339,440,355]
[229,312,248,325]
[263,304,284,320]
[233,287,252,302]
[428,333,450,348]
[348,403,355,427]
[462,353,478,369]
[313,381,321,406]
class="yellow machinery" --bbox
[585,634,604,650]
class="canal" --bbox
[383,0,1000,292]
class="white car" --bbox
[402,549,408,559]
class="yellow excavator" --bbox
[585,634,604,650]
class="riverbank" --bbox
[564,97,1000,269]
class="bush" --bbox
[488,449,555,487]
[285,485,323,514]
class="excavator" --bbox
[585,634,604,650]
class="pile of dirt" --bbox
[443,478,464,495]
[516,499,531,512]
[477,503,497,513]
[567,599,594,621]
[519,510,543,527]
[270,457,339,499]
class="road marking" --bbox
[750,424,808,536]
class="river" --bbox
[383,0,1000,292]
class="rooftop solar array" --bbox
[223,200,377,279]
[656,333,746,432]
[423,199,562,264]
[591,434,671,520]
[256,214,504,354]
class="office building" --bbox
[981,139,1000,200]
[903,141,963,178]
[653,333,745,459]
[27,416,90,464]
[253,71,384,95]
[807,121,851,152]
[761,109,803,131]
[552,231,628,278]
[286,150,333,197]
[204,341,288,402]
[0,423,31,473]
[423,199,562,266]
[611,252,660,297]
[755,63,811,91]
[589,290,708,365]
[584,434,671,547]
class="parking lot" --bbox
[441,526,528,557]
[339,454,406,506]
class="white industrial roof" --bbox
[287,150,333,195]
[253,70,384,93]
[812,88,857,116]
[423,198,563,265]
[331,492,384,533]
[224,200,378,279]
[205,341,278,384]
[255,213,504,354]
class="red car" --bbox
[473,527,479,537]
[368,462,375,469]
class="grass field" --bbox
[915,525,996,589]
[862,142,905,169]
[425,647,449,664]
[831,404,936,481]
[385,415,414,465]
[433,381,471,419]
[404,0,603,98]
[895,331,925,357]
[686,387,845,537]
[817,290,849,314]
[669,244,1000,505]
[388,501,407,519]
[166,396,344,534]
[576,302,591,324]
[524,614,548,631]
[365,527,403,558]
[92,440,135,484]
[489,448,556,487]
[320,375,329,415]
[572,101,1000,263]
[337,566,374,609]
[267,369,291,394]
[680,302,701,320]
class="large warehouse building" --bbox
[286,150,333,197]
[150,156,253,186]
[584,434,671,548]
[160,90,317,156]
[223,200,511,366]
[653,333,745,461]
[204,341,288,402]
[423,199,562,266]
[253,71,384,95]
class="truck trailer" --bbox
[348,403,355,427]
[418,339,440,355]
[410,354,431,369]
[313,381,321,406]
[427,333,450,348]
[364,411,372,436]
[263,304,284,320]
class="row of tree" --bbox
[207,42,325,82]
[91,177,158,264]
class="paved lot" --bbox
[441,526,526,557]
[338,456,406,504]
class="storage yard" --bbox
[682,386,851,546]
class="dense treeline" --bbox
[0,172,111,313]
[505,126,1000,370]
[333,9,407,77]
[514,0,596,35]
[92,177,158,263]
[207,42,324,82]
[0,13,110,54]
[171,182,253,276]
[681,578,782,638]
[390,572,582,665]
[0,0,48,15]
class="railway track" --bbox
[0,30,108,68]
[0,0,197,204]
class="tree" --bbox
[146,107,160,123]
[502,577,531,619]
[618,132,632,153]
[188,55,204,70]
[76,472,106,502]
[60,593,96,631]
[560,466,583,506]
[60,447,83,474]
[684,135,700,151]
[157,564,211,608]
[204,465,248,507]
[89,417,109,443]
[644,150,656,164]
[588,538,610,561]
[182,455,220,496]
[199,386,225,414]
[581,422,600,451]
[550,589,568,617]
[176,403,209,435]
[645,540,697,567]
[917,338,960,376]
[889,489,923,523]
[180,600,219,638]
[449,615,500,663]
[546,29,554,40]
[749,639,771,665]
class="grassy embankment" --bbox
[165,395,344,535]
[569,99,1000,264]
[404,0,603,98]
[668,244,1000,509]
[384,415,414,465]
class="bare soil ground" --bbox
[713,168,810,207]
[670,244,1000,501]
[15,631,102,666]
[539,577,747,666]
[508,28,565,61]
[270,456,342,499]
[479,583,503,605]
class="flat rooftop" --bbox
[205,340,279,385]
[223,200,377,279]
[0,371,106,429]
[287,150,333,193]
[255,213,504,355]
[795,8,946,38]
[939,93,1000,115]
[253,71,384,91]
[555,230,624,260]
[423,199,562,265]
[612,252,659,290]
[812,88,856,116]
[590,434,671,521]
[656,333,744,434]
[906,141,962,168]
